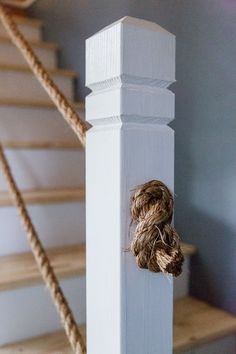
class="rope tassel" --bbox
[130,180,184,276]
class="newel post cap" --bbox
[86,16,175,89]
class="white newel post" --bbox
[86,17,175,354]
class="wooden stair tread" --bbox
[0,187,85,206]
[0,326,86,354]
[8,15,43,27]
[1,297,235,353]
[0,35,58,50]
[0,63,77,77]
[174,296,236,352]
[0,242,194,291]
[0,244,85,291]
[180,242,197,256]
[2,141,82,150]
[0,97,85,110]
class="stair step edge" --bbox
[0,244,86,291]
[2,141,82,150]
[0,98,85,110]
[0,63,77,77]
[174,296,236,352]
[6,15,43,28]
[0,35,59,50]
[181,242,197,256]
[0,187,85,206]
[0,242,194,291]
[0,325,86,353]
[1,297,235,353]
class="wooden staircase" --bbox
[0,14,235,354]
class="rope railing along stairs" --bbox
[0,4,184,354]
[0,4,87,147]
[0,4,87,353]
[0,145,86,354]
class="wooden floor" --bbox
[0,297,235,353]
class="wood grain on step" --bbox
[9,15,43,27]
[0,187,85,206]
[0,35,58,50]
[0,244,85,290]
[1,297,236,353]
[180,242,197,256]
[0,97,85,110]
[0,63,77,77]
[0,326,85,353]
[174,296,236,352]
[2,141,82,149]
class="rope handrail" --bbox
[0,4,87,353]
[0,145,86,354]
[0,4,88,147]
[0,5,183,353]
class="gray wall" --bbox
[31,0,236,314]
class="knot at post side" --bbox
[130,180,184,276]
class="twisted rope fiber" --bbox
[131,180,184,276]
[0,145,86,354]
[0,4,87,147]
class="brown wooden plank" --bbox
[174,296,236,352]
[0,36,58,50]
[0,63,77,77]
[10,15,43,27]
[0,244,85,291]
[0,241,193,291]
[0,326,85,353]
[0,187,85,206]
[2,141,82,150]
[1,297,236,353]
[180,242,197,256]
[0,98,85,110]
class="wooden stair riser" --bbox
[0,105,84,146]
[0,69,74,102]
[0,203,85,255]
[0,41,57,69]
[0,276,86,345]
[0,17,42,41]
[0,149,85,190]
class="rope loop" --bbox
[131,180,184,276]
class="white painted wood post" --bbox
[86,17,175,354]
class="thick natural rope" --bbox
[0,5,182,351]
[130,180,184,276]
[0,4,87,147]
[0,145,86,354]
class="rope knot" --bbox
[130,180,184,276]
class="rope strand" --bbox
[0,4,87,147]
[0,6,87,352]
[0,145,86,354]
